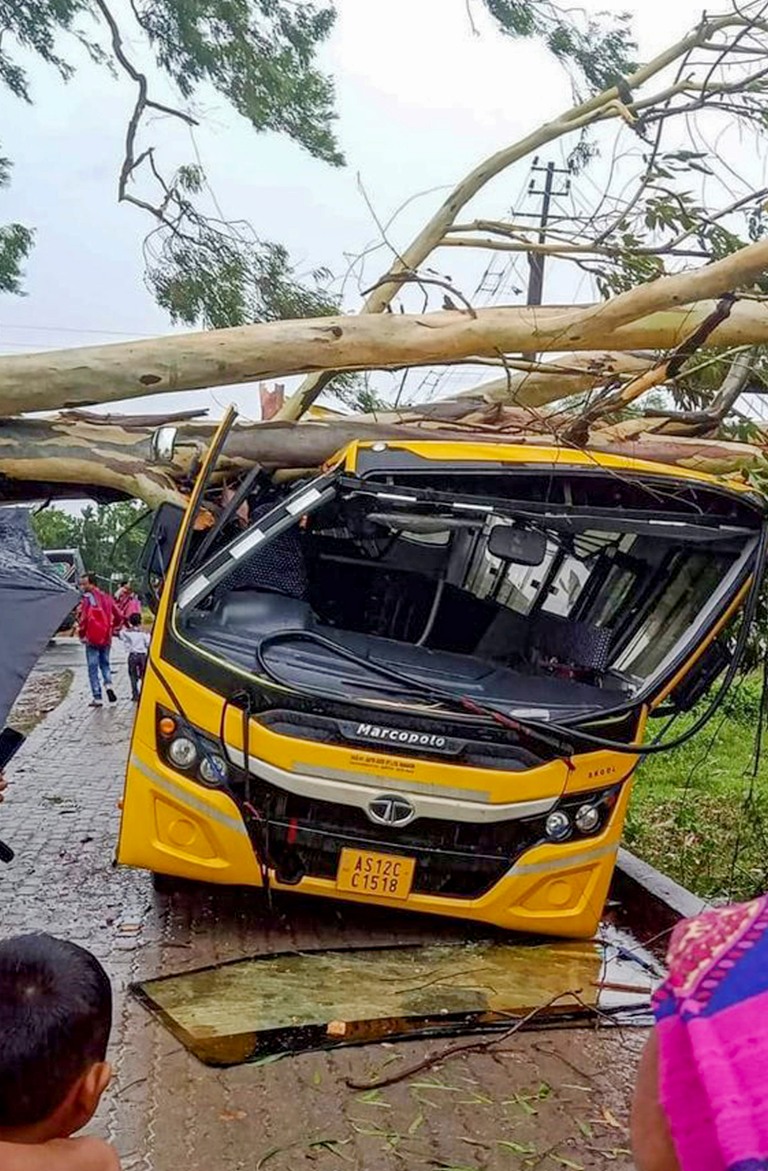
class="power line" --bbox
[0,322,155,338]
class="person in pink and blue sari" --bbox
[632,896,768,1171]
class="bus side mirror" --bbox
[151,426,178,464]
[488,525,546,566]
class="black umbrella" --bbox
[0,507,79,730]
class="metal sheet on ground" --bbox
[133,929,658,1066]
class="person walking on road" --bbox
[118,614,150,702]
[114,580,142,631]
[77,574,118,708]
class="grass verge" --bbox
[625,673,768,903]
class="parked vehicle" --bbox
[117,411,768,937]
[42,548,85,630]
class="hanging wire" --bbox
[724,617,768,900]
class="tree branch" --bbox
[437,235,710,260]
[275,8,768,422]
[562,293,738,442]
[92,0,198,217]
[4,295,768,418]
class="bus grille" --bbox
[243,776,543,899]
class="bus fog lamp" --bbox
[200,754,228,785]
[168,737,197,770]
[575,803,601,834]
[545,810,571,841]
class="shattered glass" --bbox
[134,927,658,1065]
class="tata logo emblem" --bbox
[366,795,416,828]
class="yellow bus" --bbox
[117,412,767,937]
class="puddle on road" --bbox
[134,926,659,1066]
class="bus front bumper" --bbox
[117,751,631,939]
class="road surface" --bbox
[0,644,643,1171]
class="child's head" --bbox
[128,613,142,628]
[0,934,112,1142]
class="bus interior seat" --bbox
[473,607,529,662]
[527,614,612,673]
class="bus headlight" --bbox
[545,810,572,841]
[199,754,228,785]
[168,736,198,770]
[575,803,601,834]
[156,706,240,789]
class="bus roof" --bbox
[339,439,761,499]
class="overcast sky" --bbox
[0,0,754,419]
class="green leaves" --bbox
[0,223,34,295]
[0,0,343,321]
[594,252,662,299]
[480,0,637,94]
[32,501,151,586]
[482,0,536,38]
[0,150,33,295]
[132,0,343,164]
[0,0,85,100]
[148,221,339,328]
[0,1,341,164]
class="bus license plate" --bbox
[336,849,415,900]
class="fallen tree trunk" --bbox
[0,416,194,507]
[4,233,768,503]
[1,237,768,415]
[3,298,768,416]
[2,411,764,507]
[453,351,654,407]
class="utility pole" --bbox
[522,159,570,361]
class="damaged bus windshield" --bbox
[173,456,758,722]
[118,434,767,939]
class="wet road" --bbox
[0,645,642,1171]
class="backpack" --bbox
[82,591,112,647]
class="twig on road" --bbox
[344,989,583,1091]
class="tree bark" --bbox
[454,352,654,408]
[1,412,763,507]
[0,417,193,506]
[3,295,768,416]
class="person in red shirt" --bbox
[77,575,118,708]
[113,581,142,631]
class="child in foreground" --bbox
[0,934,119,1170]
